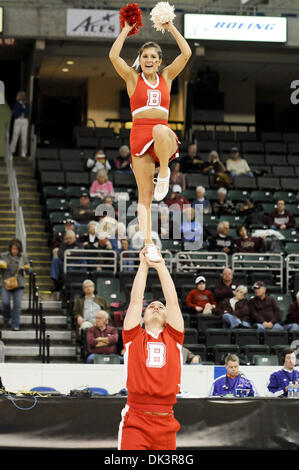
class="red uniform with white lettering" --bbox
[129,73,179,165]
[118,323,184,450]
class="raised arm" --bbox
[109,22,137,82]
[145,252,184,332]
[162,22,192,83]
[123,248,149,330]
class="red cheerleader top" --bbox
[130,72,170,119]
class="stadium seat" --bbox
[30,386,58,392]
[280,178,299,191]
[45,198,70,213]
[36,148,59,160]
[257,177,280,190]
[93,355,121,365]
[197,315,223,333]
[184,328,199,344]
[250,190,274,203]
[205,328,231,347]
[183,344,207,360]
[243,344,270,364]
[252,355,279,366]
[241,142,264,154]
[185,174,209,188]
[262,330,289,347]
[213,344,240,365]
[232,329,261,347]
[233,176,257,189]
[65,172,90,186]
[40,171,65,185]
[271,345,292,365]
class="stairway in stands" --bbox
[0,156,77,363]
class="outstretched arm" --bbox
[145,252,184,332]
[109,22,137,82]
[123,248,149,330]
[162,22,192,82]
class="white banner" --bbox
[184,14,287,43]
[67,9,120,38]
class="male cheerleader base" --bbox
[117,248,184,450]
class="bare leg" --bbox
[131,153,156,245]
[153,125,177,178]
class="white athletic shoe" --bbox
[145,244,162,263]
[153,168,171,202]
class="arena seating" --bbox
[35,126,299,364]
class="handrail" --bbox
[119,250,173,272]
[63,249,118,274]
[286,254,299,294]
[30,275,50,363]
[232,252,284,288]
[4,123,27,252]
[175,251,229,272]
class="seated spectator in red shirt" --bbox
[234,225,264,253]
[86,310,119,363]
[185,276,216,314]
[284,291,299,333]
[267,200,295,230]
[221,285,251,329]
[248,281,284,332]
[165,184,189,212]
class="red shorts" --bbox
[130,118,180,166]
[118,404,180,450]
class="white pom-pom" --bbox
[150,2,176,33]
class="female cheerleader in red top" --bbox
[118,247,184,450]
[109,18,191,262]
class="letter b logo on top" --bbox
[147,89,161,107]
[146,342,166,368]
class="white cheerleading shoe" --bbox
[145,244,162,263]
[153,167,171,202]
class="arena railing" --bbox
[29,273,51,363]
[63,249,118,274]
[232,252,284,289]
[119,250,173,272]
[175,251,229,273]
[4,124,27,253]
[286,254,299,295]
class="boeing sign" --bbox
[184,14,287,43]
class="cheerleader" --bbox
[109,5,191,262]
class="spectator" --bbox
[71,192,95,226]
[86,310,119,364]
[113,145,131,171]
[86,148,111,173]
[10,91,30,158]
[185,275,216,314]
[131,227,162,251]
[209,354,257,396]
[118,238,134,272]
[248,281,284,331]
[212,187,235,216]
[165,184,189,212]
[226,147,253,177]
[182,347,201,364]
[221,285,251,329]
[51,219,80,252]
[213,268,237,316]
[180,206,203,247]
[158,206,173,240]
[284,291,299,333]
[267,349,299,397]
[80,221,100,250]
[50,230,84,292]
[202,150,226,176]
[267,200,295,230]
[208,221,234,254]
[73,279,110,331]
[192,186,212,214]
[234,225,264,253]
[89,169,115,199]
[0,238,30,331]
[169,161,186,191]
[180,143,203,173]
